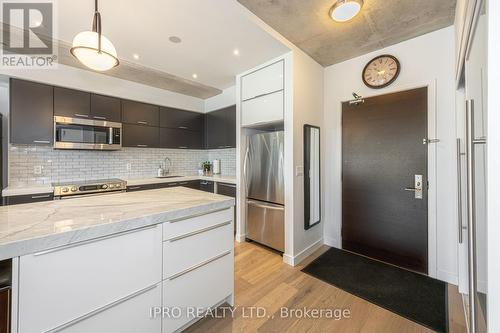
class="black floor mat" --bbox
[302,247,447,332]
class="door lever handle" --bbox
[404,187,417,192]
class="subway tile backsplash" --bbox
[8,145,236,186]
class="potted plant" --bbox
[201,161,212,176]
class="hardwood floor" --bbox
[186,241,467,333]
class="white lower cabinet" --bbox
[56,283,161,333]
[17,225,162,333]
[162,253,233,333]
[15,207,234,333]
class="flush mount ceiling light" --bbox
[70,0,119,71]
[329,0,364,22]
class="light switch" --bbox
[296,166,304,176]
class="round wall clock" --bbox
[362,54,401,89]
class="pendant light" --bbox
[329,0,364,22]
[70,0,119,71]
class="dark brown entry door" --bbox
[342,88,428,273]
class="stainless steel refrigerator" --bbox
[244,131,285,252]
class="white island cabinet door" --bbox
[54,283,161,333]
[162,252,233,333]
[17,225,162,333]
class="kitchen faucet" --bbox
[163,157,172,175]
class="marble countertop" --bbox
[2,175,237,197]
[0,187,234,260]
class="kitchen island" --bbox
[0,187,235,333]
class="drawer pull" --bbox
[137,121,148,125]
[178,146,188,149]
[168,250,231,281]
[33,225,158,256]
[167,207,229,223]
[44,284,158,333]
[218,183,236,188]
[33,140,50,144]
[74,113,89,118]
[92,116,106,120]
[128,186,142,190]
[166,220,231,242]
[243,89,283,102]
[178,126,188,129]
[31,194,51,199]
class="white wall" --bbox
[289,49,324,262]
[487,0,500,329]
[237,4,325,265]
[205,86,236,112]
[0,64,204,112]
[323,26,458,283]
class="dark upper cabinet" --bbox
[122,124,159,148]
[160,128,203,149]
[54,87,90,118]
[10,79,54,145]
[205,105,236,149]
[91,94,121,122]
[225,105,236,147]
[122,100,159,127]
[160,107,204,131]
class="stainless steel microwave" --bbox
[54,116,122,150]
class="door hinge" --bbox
[423,138,440,145]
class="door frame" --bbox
[339,80,438,278]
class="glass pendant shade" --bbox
[71,30,119,71]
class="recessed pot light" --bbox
[329,0,364,22]
[192,74,198,79]
[233,49,240,56]
[169,36,182,43]
[133,53,140,60]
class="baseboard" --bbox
[323,236,338,248]
[437,269,459,285]
[282,238,324,266]
[235,233,246,243]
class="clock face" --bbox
[362,55,400,89]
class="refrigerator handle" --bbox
[243,146,250,195]
[247,200,284,211]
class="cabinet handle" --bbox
[31,194,51,199]
[218,146,225,149]
[219,183,236,188]
[243,89,283,102]
[167,207,230,223]
[33,224,158,256]
[137,121,148,125]
[178,146,188,149]
[33,140,50,144]
[93,116,106,120]
[167,251,231,281]
[178,126,188,129]
[74,114,89,118]
[136,144,148,147]
[179,182,189,185]
[128,186,142,190]
[166,220,232,242]
[44,284,159,333]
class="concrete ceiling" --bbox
[52,0,289,96]
[237,0,457,66]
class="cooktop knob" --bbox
[71,186,78,192]
[102,184,109,189]
[109,184,115,189]
[62,187,69,193]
